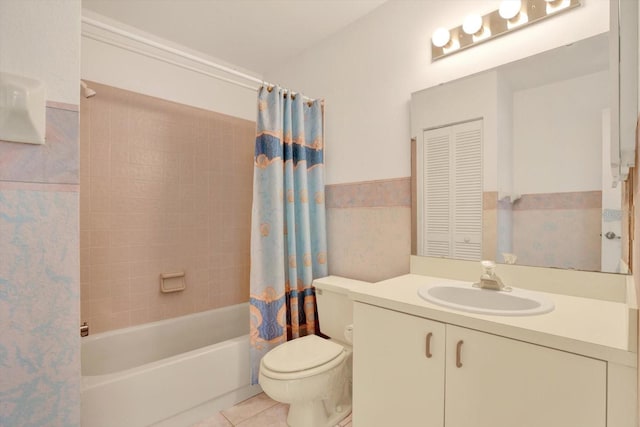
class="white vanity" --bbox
[350,256,638,427]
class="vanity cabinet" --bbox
[353,302,607,427]
[444,324,606,427]
[353,301,446,426]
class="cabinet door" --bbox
[445,325,607,427]
[353,302,445,427]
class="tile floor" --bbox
[191,393,353,427]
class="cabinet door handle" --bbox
[456,340,464,368]
[425,332,433,358]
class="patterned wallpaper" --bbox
[0,103,80,426]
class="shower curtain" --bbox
[249,86,328,384]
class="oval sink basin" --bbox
[417,282,554,316]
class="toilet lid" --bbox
[262,335,344,373]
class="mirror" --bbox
[411,27,633,274]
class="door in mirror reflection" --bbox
[420,120,482,261]
[411,33,630,273]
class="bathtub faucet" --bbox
[80,322,89,337]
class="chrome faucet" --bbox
[473,260,511,292]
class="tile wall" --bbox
[412,189,600,271]
[483,191,499,261]
[80,82,255,333]
[511,191,602,271]
[484,190,601,270]
[325,178,411,282]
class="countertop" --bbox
[348,274,638,367]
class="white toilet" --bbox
[258,276,367,427]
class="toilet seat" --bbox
[260,335,346,381]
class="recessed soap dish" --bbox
[160,271,186,293]
[0,72,46,145]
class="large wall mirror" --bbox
[411,1,637,274]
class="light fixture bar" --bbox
[431,0,581,61]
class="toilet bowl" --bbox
[258,276,368,427]
[259,335,352,427]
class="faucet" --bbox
[473,260,511,292]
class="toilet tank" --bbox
[313,276,370,341]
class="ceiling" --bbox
[82,0,387,74]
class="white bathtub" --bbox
[81,303,261,427]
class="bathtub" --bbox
[81,303,261,427]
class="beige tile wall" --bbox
[325,178,411,282]
[80,82,255,333]
[482,191,498,261]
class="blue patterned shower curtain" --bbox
[249,86,328,384]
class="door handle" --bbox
[456,340,464,368]
[425,332,433,358]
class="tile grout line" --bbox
[234,402,282,426]
[221,395,281,426]
[219,411,234,426]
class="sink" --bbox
[417,282,554,316]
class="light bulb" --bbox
[432,27,451,48]
[545,0,570,13]
[462,14,483,35]
[499,0,522,20]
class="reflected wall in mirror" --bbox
[411,32,629,274]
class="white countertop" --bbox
[348,274,637,367]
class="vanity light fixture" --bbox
[431,27,451,48]
[545,0,571,14]
[463,14,491,42]
[462,15,483,35]
[431,0,581,61]
[431,27,460,54]
[500,0,529,29]
[498,0,522,20]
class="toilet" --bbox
[258,276,368,427]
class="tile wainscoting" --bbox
[0,102,80,426]
[325,178,411,283]
[511,191,602,271]
[371,187,601,276]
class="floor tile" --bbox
[190,412,233,427]
[235,403,289,427]
[192,393,353,427]
[220,393,280,425]
[338,412,352,426]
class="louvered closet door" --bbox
[452,121,482,260]
[423,120,482,260]
[423,126,451,257]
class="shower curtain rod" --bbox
[81,16,313,99]
[82,31,259,91]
